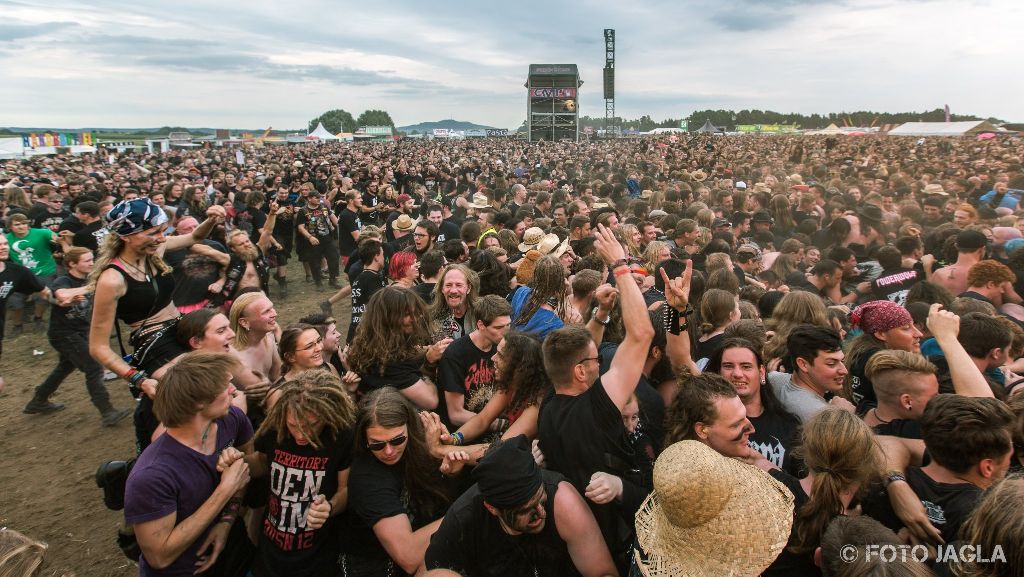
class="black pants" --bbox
[304,236,340,283]
[34,332,112,413]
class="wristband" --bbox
[128,370,148,387]
[123,368,138,382]
[217,498,242,525]
[451,431,465,446]
[613,266,631,277]
[882,470,907,488]
[663,306,682,335]
[591,307,611,325]
[610,258,627,270]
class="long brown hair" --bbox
[354,388,450,515]
[790,408,880,554]
[348,287,431,376]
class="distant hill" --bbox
[397,119,499,134]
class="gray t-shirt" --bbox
[767,371,828,424]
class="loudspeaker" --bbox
[603,67,614,100]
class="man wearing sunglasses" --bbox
[537,224,655,574]
[424,435,616,577]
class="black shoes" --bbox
[101,407,133,427]
[23,398,66,414]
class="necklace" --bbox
[120,258,150,281]
[200,423,213,449]
[871,408,892,425]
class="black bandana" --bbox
[472,435,542,509]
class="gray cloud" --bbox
[0,21,78,41]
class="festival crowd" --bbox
[2,132,1024,577]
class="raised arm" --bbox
[659,264,699,377]
[255,201,283,252]
[593,224,654,411]
[163,204,226,252]
[585,284,619,345]
[927,304,994,398]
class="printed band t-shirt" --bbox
[252,427,354,577]
[5,228,56,276]
[0,261,44,339]
[437,335,498,427]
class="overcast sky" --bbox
[1,0,1020,130]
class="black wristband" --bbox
[664,306,682,335]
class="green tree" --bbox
[356,109,396,129]
[308,109,356,134]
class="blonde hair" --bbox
[0,528,47,577]
[230,292,268,350]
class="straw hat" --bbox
[634,441,794,577]
[690,170,708,182]
[752,182,771,194]
[787,173,804,185]
[391,214,418,232]
[468,192,490,209]
[518,227,545,252]
[922,183,948,196]
[536,233,570,259]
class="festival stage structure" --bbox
[526,64,582,142]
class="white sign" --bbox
[433,129,449,136]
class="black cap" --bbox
[752,211,772,223]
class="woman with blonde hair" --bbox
[618,223,643,258]
[88,198,225,452]
[761,408,881,576]
[0,528,47,577]
[642,240,671,273]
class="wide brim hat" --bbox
[518,226,546,252]
[468,192,490,209]
[855,204,884,223]
[536,233,569,259]
[392,214,418,232]
[634,441,794,577]
[690,170,708,182]
[922,183,948,196]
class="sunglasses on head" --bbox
[366,433,407,452]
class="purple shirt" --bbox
[124,406,253,576]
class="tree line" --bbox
[576,109,1002,132]
[308,109,396,134]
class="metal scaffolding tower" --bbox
[603,29,615,137]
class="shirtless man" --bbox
[227,292,282,405]
[194,202,285,307]
[929,229,987,296]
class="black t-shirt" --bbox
[47,273,92,339]
[347,268,385,342]
[413,282,436,304]
[166,242,227,308]
[424,471,580,577]
[360,192,381,225]
[872,419,923,439]
[358,357,423,395]
[870,267,922,306]
[850,347,881,413]
[271,201,297,246]
[695,333,727,362]
[538,380,634,557]
[438,335,498,428]
[598,342,665,452]
[337,208,361,255]
[72,220,109,252]
[861,466,982,546]
[346,452,448,562]
[762,469,818,577]
[748,409,801,476]
[33,208,69,232]
[234,206,267,237]
[253,428,354,577]
[0,262,44,338]
[437,219,460,244]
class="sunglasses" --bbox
[366,433,408,452]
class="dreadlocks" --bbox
[255,370,357,450]
[514,255,569,326]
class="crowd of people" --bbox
[2,132,1024,577]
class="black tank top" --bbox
[106,263,175,325]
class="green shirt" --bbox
[5,228,56,276]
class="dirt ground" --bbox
[0,261,349,577]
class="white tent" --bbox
[806,123,843,135]
[887,121,1002,137]
[0,137,24,159]
[307,123,339,141]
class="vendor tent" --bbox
[806,123,843,135]
[307,123,339,141]
[0,137,24,158]
[887,121,1004,137]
